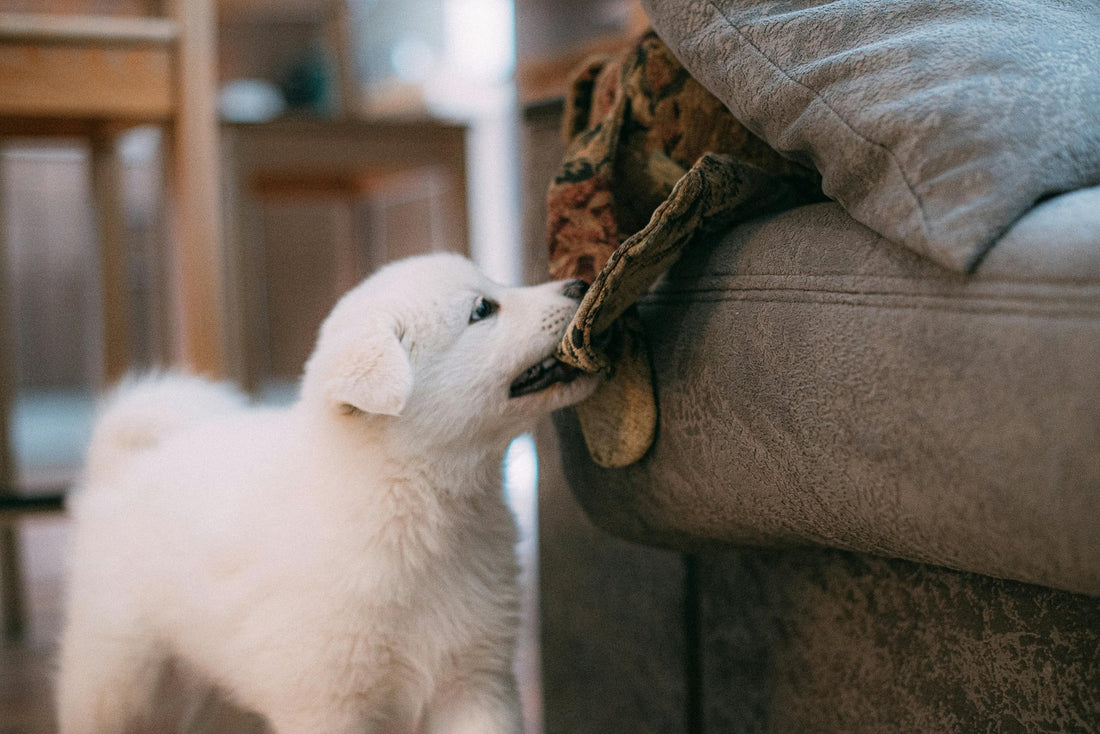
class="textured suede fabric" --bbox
[531,96,1100,733]
[697,548,1100,732]
[555,186,1100,597]
[640,0,1100,272]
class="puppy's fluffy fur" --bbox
[56,254,599,733]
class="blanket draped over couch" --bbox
[547,32,820,467]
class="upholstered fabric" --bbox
[640,0,1100,272]
[555,185,1100,597]
[529,92,1100,733]
[696,548,1100,732]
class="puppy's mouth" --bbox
[509,355,582,398]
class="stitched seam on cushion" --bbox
[700,0,938,254]
[665,272,1100,288]
[650,279,1100,307]
[651,284,1100,302]
[644,290,1100,319]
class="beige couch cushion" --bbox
[640,0,1100,272]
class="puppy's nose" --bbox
[561,279,589,301]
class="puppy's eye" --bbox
[469,296,499,324]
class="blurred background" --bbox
[0,0,646,731]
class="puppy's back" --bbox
[83,373,247,487]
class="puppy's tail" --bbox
[83,373,247,486]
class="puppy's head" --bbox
[300,253,600,445]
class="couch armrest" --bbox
[556,187,1100,596]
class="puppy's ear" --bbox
[309,325,412,416]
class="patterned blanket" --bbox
[547,31,821,467]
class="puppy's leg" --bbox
[264,707,381,734]
[55,626,161,734]
[424,672,523,734]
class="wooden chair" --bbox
[221,117,470,390]
[0,1,225,638]
[216,3,470,390]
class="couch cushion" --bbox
[555,186,1100,596]
[640,0,1100,272]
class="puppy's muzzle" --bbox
[562,279,588,301]
[508,280,589,399]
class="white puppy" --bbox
[56,253,598,734]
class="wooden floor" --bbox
[0,515,67,734]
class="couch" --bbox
[532,1,1100,731]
